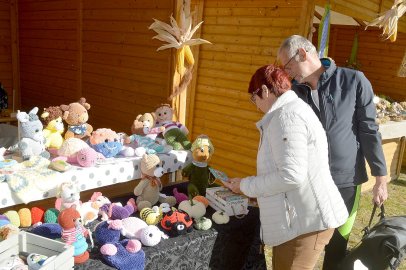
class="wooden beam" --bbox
[76,0,83,99]
[299,0,316,38]
[186,0,204,136]
[314,10,323,21]
[9,0,20,111]
[353,18,367,27]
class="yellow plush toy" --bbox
[41,106,64,149]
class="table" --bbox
[73,183,266,270]
[0,117,17,124]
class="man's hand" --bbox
[372,175,388,206]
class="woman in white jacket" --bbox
[224,65,348,270]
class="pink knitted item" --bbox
[101,244,117,256]
[108,220,123,230]
[173,188,188,204]
[126,240,142,253]
[90,192,102,202]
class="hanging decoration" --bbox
[366,0,406,42]
[317,3,331,58]
[345,32,361,70]
[148,1,211,100]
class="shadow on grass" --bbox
[392,179,406,187]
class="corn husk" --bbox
[366,0,406,42]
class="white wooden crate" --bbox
[0,231,74,270]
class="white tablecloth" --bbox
[0,150,191,209]
[379,120,406,140]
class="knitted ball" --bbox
[18,208,32,227]
[31,207,45,224]
[3,210,20,227]
[44,208,60,223]
[139,225,164,247]
[101,240,145,270]
[94,221,121,246]
[0,215,10,227]
[30,223,62,239]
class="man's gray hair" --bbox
[278,35,317,59]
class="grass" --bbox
[265,170,406,269]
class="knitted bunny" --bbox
[16,107,50,160]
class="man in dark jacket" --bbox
[277,35,388,270]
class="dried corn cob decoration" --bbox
[148,2,211,100]
[366,0,406,42]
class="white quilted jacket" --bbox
[240,90,348,247]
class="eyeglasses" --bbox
[283,51,299,70]
[249,87,262,105]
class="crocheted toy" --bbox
[139,206,162,225]
[55,181,81,212]
[133,154,176,210]
[26,253,57,270]
[119,217,167,246]
[154,104,191,150]
[90,191,136,221]
[173,187,188,204]
[30,223,62,239]
[60,97,93,140]
[0,214,10,227]
[89,128,122,158]
[3,210,20,227]
[182,135,215,197]
[131,112,165,140]
[31,207,45,225]
[57,138,103,167]
[58,206,89,264]
[16,107,50,160]
[159,209,193,237]
[41,106,64,149]
[44,208,60,223]
[94,220,145,270]
[0,223,19,240]
[18,208,32,227]
[79,201,99,225]
[0,255,26,269]
[124,133,167,157]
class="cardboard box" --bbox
[0,231,74,270]
[206,187,249,216]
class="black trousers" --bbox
[322,186,358,270]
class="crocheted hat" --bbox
[44,208,60,223]
[94,220,121,245]
[31,207,45,224]
[0,215,10,227]
[141,154,160,172]
[30,223,62,239]
[3,210,20,227]
[100,239,145,270]
[18,208,32,227]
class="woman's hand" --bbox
[223,178,243,194]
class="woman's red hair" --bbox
[248,65,291,98]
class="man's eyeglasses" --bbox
[283,51,299,70]
[249,87,262,104]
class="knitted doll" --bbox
[55,181,81,212]
[90,191,136,220]
[89,128,122,158]
[182,135,216,198]
[58,206,89,264]
[133,154,176,210]
[154,104,191,150]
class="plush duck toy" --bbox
[182,135,216,198]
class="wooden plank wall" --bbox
[81,0,173,132]
[314,25,406,101]
[18,0,173,134]
[191,0,314,178]
[0,0,13,107]
[18,0,80,110]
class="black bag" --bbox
[340,204,406,270]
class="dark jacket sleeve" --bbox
[355,71,387,176]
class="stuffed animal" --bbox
[55,181,81,212]
[60,97,93,140]
[119,217,167,246]
[133,154,176,210]
[56,138,103,167]
[159,209,193,237]
[154,104,191,150]
[94,220,145,270]
[41,106,64,149]
[182,135,215,197]
[131,112,165,140]
[58,206,89,264]
[16,107,50,160]
[89,191,136,220]
[124,134,167,157]
[89,128,122,158]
